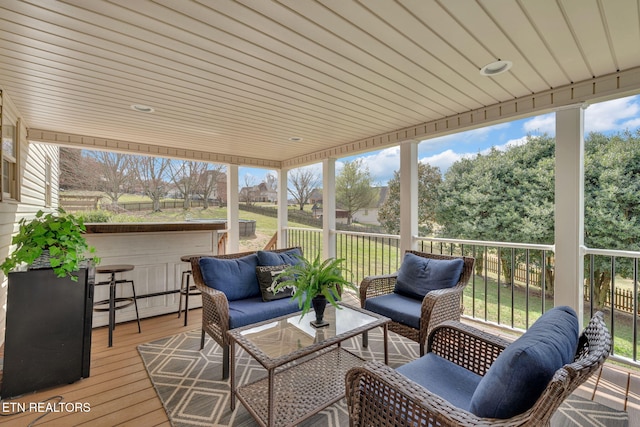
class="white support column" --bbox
[400,140,419,254]
[277,168,289,249]
[555,105,585,321]
[323,158,337,260]
[226,164,240,254]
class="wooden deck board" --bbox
[0,306,638,426]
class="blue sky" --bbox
[241,94,640,187]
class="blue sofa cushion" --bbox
[228,296,300,329]
[256,264,294,301]
[364,293,421,329]
[199,254,260,301]
[469,306,580,419]
[394,253,464,300]
[397,353,482,411]
[257,248,302,266]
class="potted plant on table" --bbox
[273,253,357,328]
[0,208,100,399]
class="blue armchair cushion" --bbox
[256,264,294,302]
[364,293,422,329]
[257,248,302,266]
[397,353,482,411]
[394,253,464,299]
[199,254,260,301]
[228,296,300,329]
[469,306,580,419]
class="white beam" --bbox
[226,164,240,254]
[554,106,585,321]
[322,158,336,259]
[400,141,418,253]
[277,168,289,248]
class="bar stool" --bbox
[93,264,141,347]
[178,255,204,326]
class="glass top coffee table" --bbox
[228,303,390,427]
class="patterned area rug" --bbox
[138,327,628,427]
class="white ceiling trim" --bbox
[283,66,640,168]
[27,129,282,169]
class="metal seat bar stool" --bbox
[178,255,204,327]
[93,264,141,347]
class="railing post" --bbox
[399,140,418,254]
[555,105,586,321]
[323,158,336,259]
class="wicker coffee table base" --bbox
[236,347,364,427]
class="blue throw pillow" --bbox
[199,254,260,301]
[257,248,302,266]
[394,253,464,300]
[469,306,580,419]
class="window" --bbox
[45,155,52,207]
[1,118,19,201]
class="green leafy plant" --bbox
[273,253,358,317]
[1,208,99,281]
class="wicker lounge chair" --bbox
[360,250,475,356]
[189,247,303,379]
[346,310,611,427]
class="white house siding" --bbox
[0,90,60,344]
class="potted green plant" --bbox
[0,208,100,399]
[1,208,99,280]
[273,253,357,328]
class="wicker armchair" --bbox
[360,250,475,355]
[346,312,611,427]
[189,247,302,379]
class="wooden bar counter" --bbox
[85,221,226,328]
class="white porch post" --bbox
[323,158,337,259]
[555,105,585,321]
[226,164,240,253]
[277,168,289,248]
[400,140,419,254]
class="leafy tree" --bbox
[336,159,377,224]
[378,163,442,235]
[435,135,555,286]
[584,130,640,308]
[288,168,320,211]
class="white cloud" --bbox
[420,149,463,172]
[584,97,640,132]
[488,136,529,153]
[523,113,555,135]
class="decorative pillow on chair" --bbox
[199,254,260,301]
[394,253,464,299]
[468,306,580,419]
[257,248,302,266]
[256,264,294,302]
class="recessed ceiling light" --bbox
[480,60,513,76]
[131,104,155,113]
[289,137,303,142]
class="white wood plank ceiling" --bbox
[1,0,640,168]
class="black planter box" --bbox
[1,267,95,399]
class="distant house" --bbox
[311,204,350,224]
[239,182,276,203]
[351,187,389,225]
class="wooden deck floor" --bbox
[0,306,638,426]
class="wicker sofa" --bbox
[190,247,303,379]
[346,308,611,426]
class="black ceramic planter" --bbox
[1,267,95,399]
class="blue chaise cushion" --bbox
[469,306,580,419]
[228,296,300,329]
[364,293,422,329]
[199,254,260,301]
[394,253,464,300]
[397,353,483,411]
[257,248,302,266]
